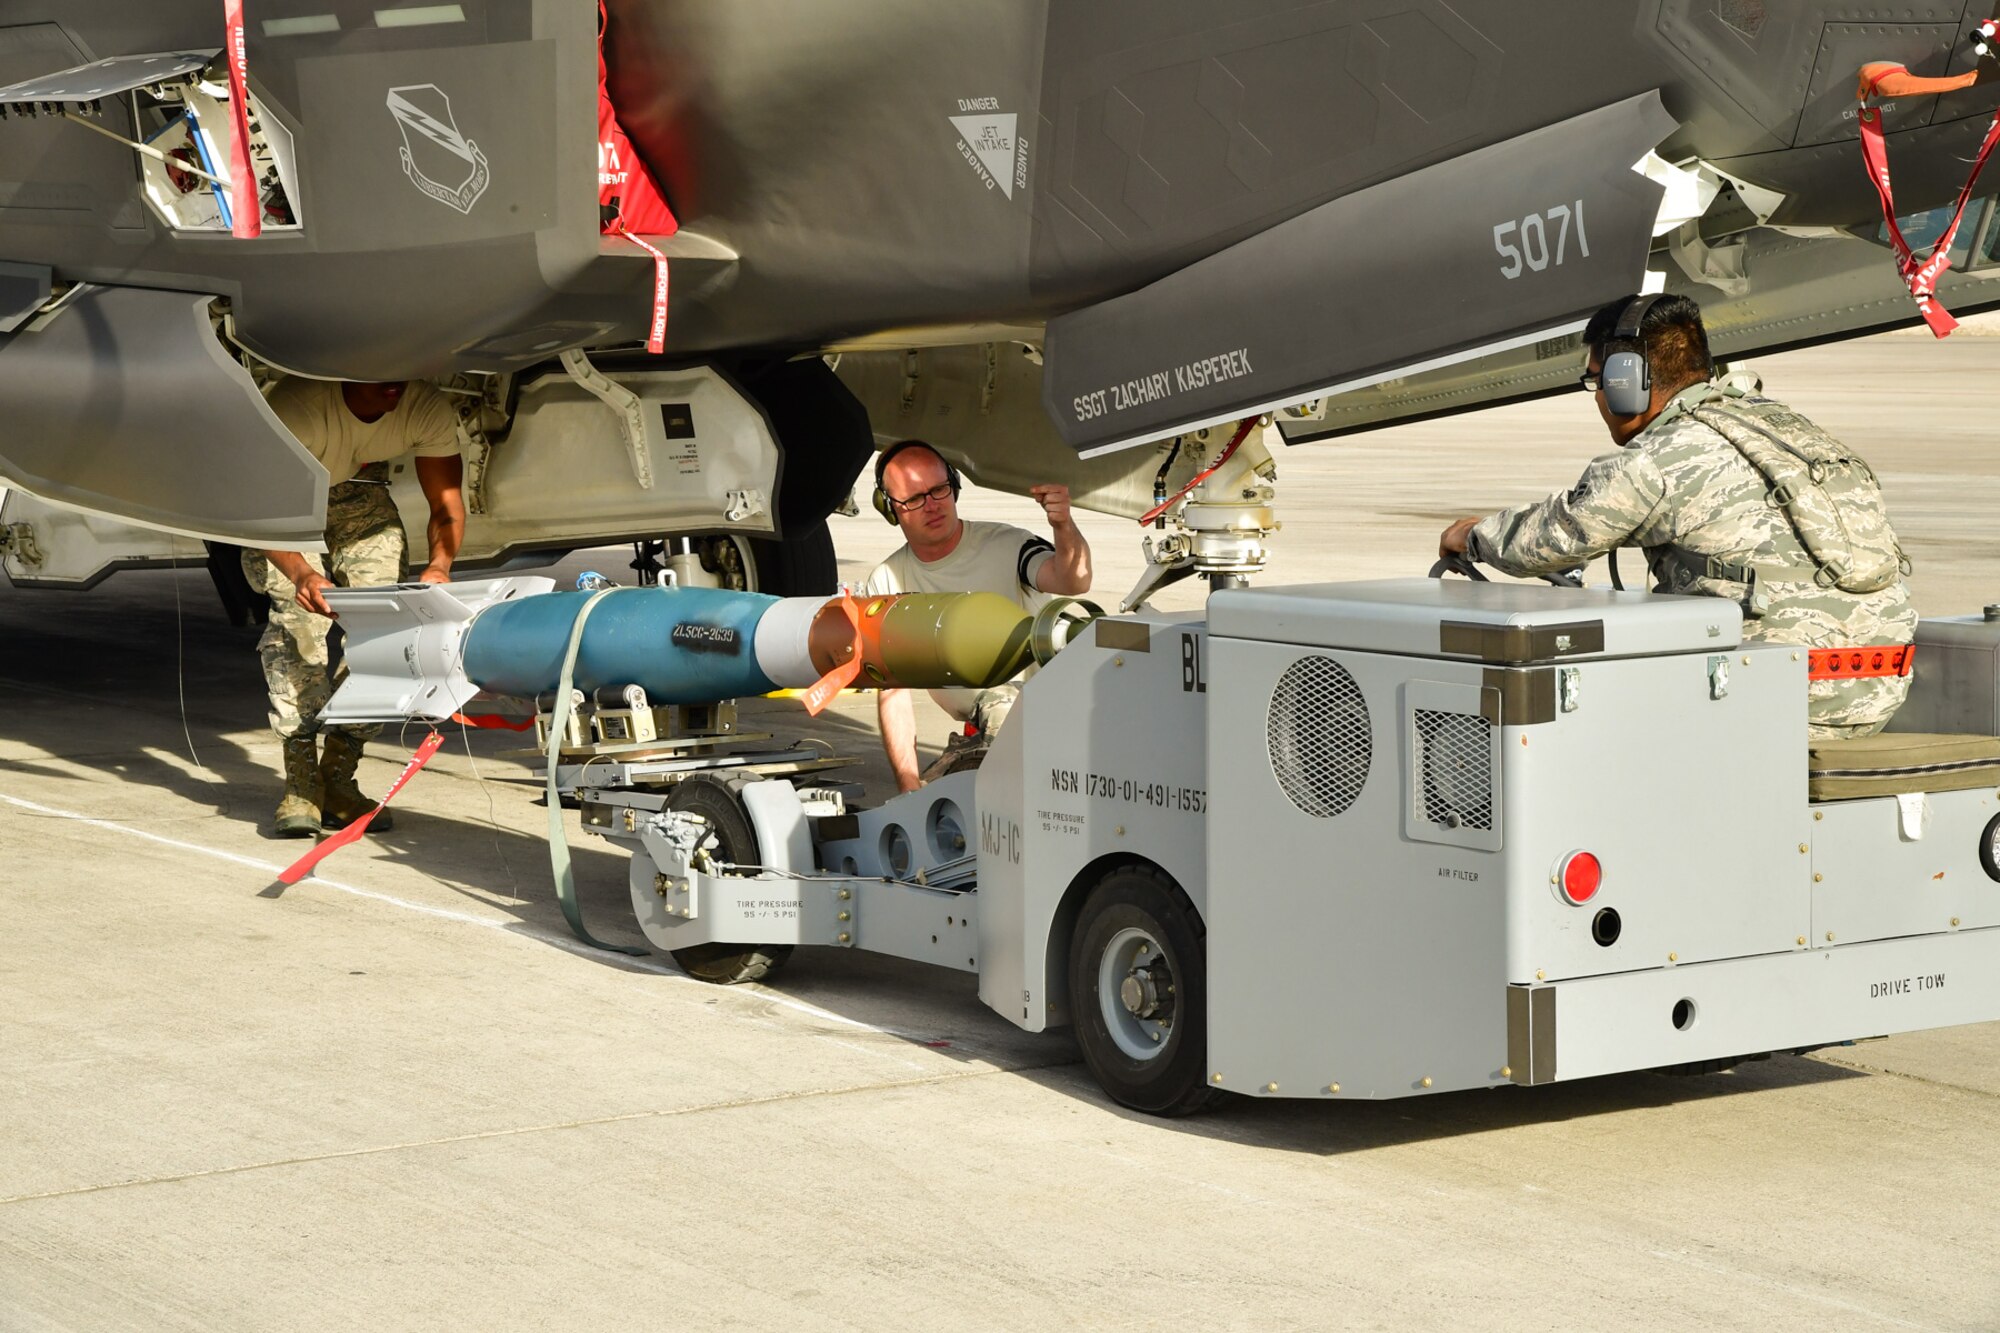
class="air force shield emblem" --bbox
[386,84,491,214]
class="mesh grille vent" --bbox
[1266,656,1371,818]
[1415,709,1494,831]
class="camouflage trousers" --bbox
[242,468,406,742]
[918,683,1019,783]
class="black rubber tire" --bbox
[750,517,839,597]
[735,354,866,598]
[203,541,267,628]
[1068,864,1223,1117]
[736,356,875,529]
[664,776,794,985]
[1656,1052,1770,1077]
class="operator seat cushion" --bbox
[1807,732,2000,800]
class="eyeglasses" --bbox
[1577,370,1602,392]
[888,484,955,513]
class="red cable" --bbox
[1137,418,1259,526]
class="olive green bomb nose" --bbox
[806,591,1035,691]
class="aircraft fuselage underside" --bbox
[0,1,1994,546]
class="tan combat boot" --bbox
[319,732,392,832]
[273,735,323,838]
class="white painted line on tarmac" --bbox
[0,791,506,927]
[0,790,909,1041]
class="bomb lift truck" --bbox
[322,442,2000,1116]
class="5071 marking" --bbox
[1493,200,1589,280]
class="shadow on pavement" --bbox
[1009,1049,1868,1153]
[0,570,268,820]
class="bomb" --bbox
[318,576,1056,725]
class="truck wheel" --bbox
[1068,864,1222,1117]
[665,775,794,985]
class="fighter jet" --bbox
[1,0,1997,596]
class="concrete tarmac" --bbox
[3,333,1999,1331]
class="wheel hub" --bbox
[1119,959,1173,1022]
[1098,928,1177,1061]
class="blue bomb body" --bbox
[462,586,781,702]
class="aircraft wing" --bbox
[1041,93,1677,458]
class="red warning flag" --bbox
[222,0,259,238]
[598,2,678,350]
[803,592,865,716]
[597,39,677,235]
[621,229,672,354]
[277,732,445,885]
[1855,62,1980,99]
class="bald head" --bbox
[879,442,961,555]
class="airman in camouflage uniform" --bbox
[252,379,465,836]
[243,464,404,740]
[1441,295,1914,739]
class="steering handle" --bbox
[1428,553,1490,582]
[1430,553,1585,589]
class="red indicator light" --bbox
[1559,851,1602,905]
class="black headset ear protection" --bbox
[871,440,962,525]
[1600,293,1663,418]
